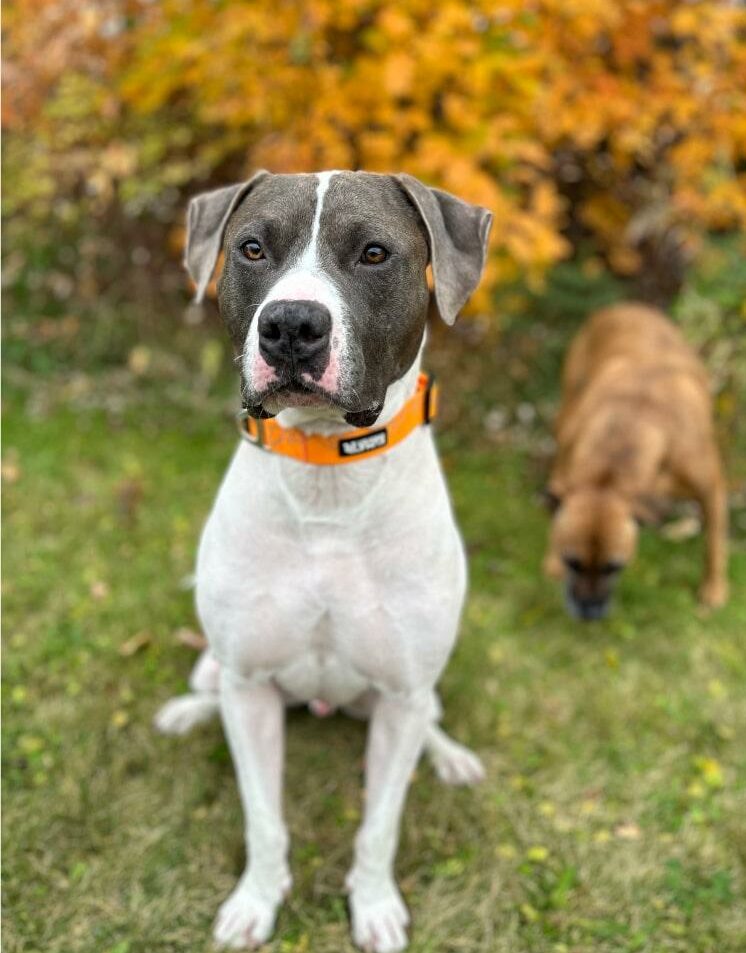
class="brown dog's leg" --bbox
[698,475,729,608]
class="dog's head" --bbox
[546,486,640,621]
[184,171,492,426]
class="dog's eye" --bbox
[360,244,388,265]
[600,561,624,576]
[241,240,265,261]
[563,555,584,573]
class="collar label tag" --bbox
[339,429,388,457]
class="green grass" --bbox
[3,245,746,952]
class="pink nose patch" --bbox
[302,348,340,395]
[253,353,278,389]
[309,699,336,718]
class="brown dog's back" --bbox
[561,302,707,398]
[553,303,714,501]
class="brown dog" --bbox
[544,302,728,619]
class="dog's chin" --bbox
[244,382,385,428]
[243,382,331,418]
[343,403,384,428]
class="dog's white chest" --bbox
[196,429,465,701]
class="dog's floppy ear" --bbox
[395,174,492,325]
[184,171,269,303]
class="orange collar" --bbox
[237,373,438,466]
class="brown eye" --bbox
[361,244,388,265]
[241,240,264,261]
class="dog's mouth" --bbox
[244,379,384,428]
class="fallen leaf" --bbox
[89,580,110,600]
[496,843,517,859]
[128,346,151,376]
[520,902,540,922]
[693,756,724,788]
[118,631,151,656]
[110,710,130,729]
[174,627,207,650]
[1,460,21,483]
[614,821,641,840]
[116,478,144,524]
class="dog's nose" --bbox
[576,598,610,621]
[258,300,331,370]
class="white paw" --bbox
[153,694,218,736]
[213,875,287,950]
[428,736,485,786]
[348,878,410,953]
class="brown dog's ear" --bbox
[184,171,269,303]
[395,174,492,325]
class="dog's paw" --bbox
[153,694,219,736]
[427,733,485,786]
[213,874,288,950]
[699,578,728,609]
[348,877,410,953]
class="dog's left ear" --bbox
[184,171,269,303]
[395,174,492,325]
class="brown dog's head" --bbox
[547,487,639,620]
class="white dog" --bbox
[155,171,492,952]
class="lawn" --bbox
[3,247,746,952]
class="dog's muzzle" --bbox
[565,586,611,622]
[258,299,331,378]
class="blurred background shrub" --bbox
[4,0,746,315]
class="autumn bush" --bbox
[4,0,746,307]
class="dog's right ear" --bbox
[184,171,269,303]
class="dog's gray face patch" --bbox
[197,171,491,425]
[311,173,431,420]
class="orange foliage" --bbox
[4,0,746,301]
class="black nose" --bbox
[565,583,611,621]
[258,299,331,372]
[576,598,610,621]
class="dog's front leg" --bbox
[214,671,290,950]
[699,476,729,608]
[347,691,432,953]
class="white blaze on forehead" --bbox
[243,171,348,396]
[308,170,334,255]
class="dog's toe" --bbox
[213,879,281,950]
[349,879,409,953]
